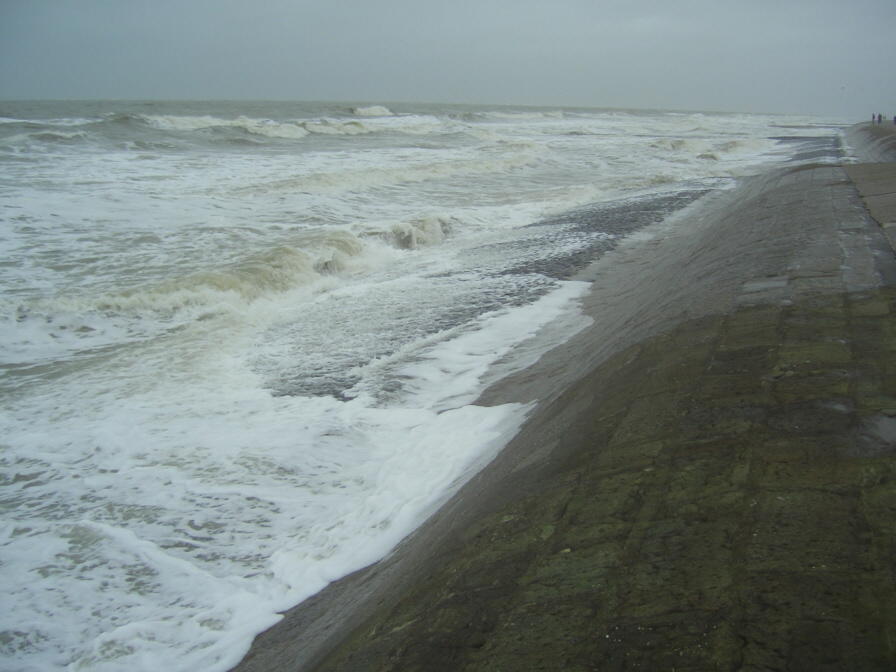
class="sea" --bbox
[0,100,846,671]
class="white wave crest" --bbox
[0,215,460,375]
[143,114,311,140]
[299,115,446,136]
[144,114,374,138]
[386,216,453,250]
[484,110,566,121]
[53,220,449,325]
[137,112,452,141]
[352,105,393,117]
[103,232,369,313]
[299,119,371,136]
[0,116,97,127]
[242,119,310,140]
[0,130,89,149]
[143,114,233,131]
[648,136,776,165]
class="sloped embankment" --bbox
[235,132,896,671]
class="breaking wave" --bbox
[482,110,567,121]
[5,220,454,345]
[373,216,454,250]
[142,114,312,140]
[0,108,468,153]
[352,105,393,116]
[1,130,88,148]
[128,111,452,141]
[88,231,371,315]
[647,136,777,164]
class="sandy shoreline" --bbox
[234,123,896,671]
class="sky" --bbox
[1,0,893,120]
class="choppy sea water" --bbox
[0,100,845,670]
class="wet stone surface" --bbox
[303,168,896,672]
[234,152,896,672]
[312,288,896,671]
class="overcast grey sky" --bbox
[1,0,893,119]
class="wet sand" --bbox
[234,123,896,671]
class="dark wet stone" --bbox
[233,134,896,672]
[299,288,896,672]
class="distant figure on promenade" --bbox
[878,113,883,124]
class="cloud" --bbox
[1,0,893,118]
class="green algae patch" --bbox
[777,340,853,369]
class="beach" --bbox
[234,122,896,671]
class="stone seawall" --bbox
[234,126,896,671]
